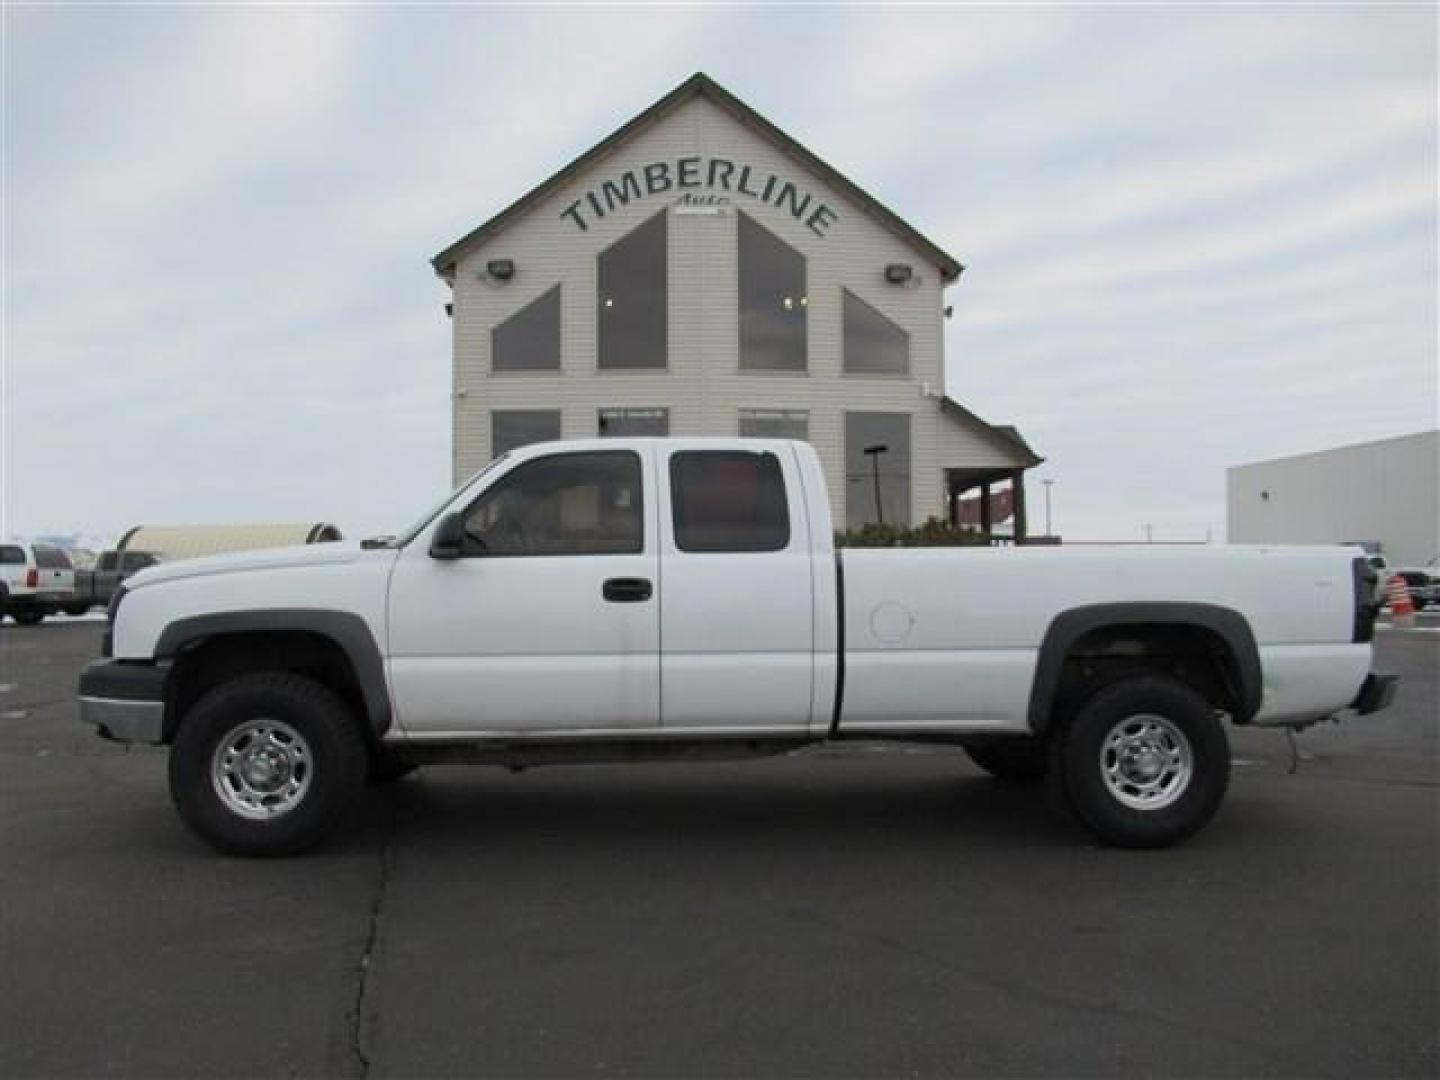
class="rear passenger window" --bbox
[0,545,23,565]
[670,451,790,553]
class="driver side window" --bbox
[461,451,643,557]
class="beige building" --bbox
[433,74,1041,533]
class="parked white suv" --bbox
[1,543,78,625]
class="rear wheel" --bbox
[1050,675,1229,848]
[64,603,90,617]
[169,672,366,856]
[963,739,1049,782]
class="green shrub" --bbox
[835,517,992,548]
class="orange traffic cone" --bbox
[1386,574,1415,628]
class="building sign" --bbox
[561,158,839,238]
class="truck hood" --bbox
[125,543,369,589]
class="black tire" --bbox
[11,608,44,626]
[168,672,367,856]
[64,604,90,617]
[1050,676,1229,849]
[367,748,418,785]
[963,739,1049,782]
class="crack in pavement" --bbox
[348,833,392,1078]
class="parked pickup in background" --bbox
[78,439,1397,856]
[70,550,162,614]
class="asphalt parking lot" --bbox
[1,619,1436,1078]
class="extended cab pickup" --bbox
[79,439,1396,855]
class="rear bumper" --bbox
[78,659,168,744]
[1349,672,1399,716]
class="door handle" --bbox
[603,577,653,603]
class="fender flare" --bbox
[154,609,391,736]
[1027,602,1263,733]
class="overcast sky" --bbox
[4,4,1436,545]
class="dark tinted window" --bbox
[0,545,23,565]
[493,286,561,372]
[738,213,806,371]
[122,552,158,572]
[492,410,562,459]
[33,545,72,570]
[97,551,118,571]
[462,451,642,557]
[845,412,912,528]
[843,290,909,375]
[598,213,667,369]
[671,451,790,553]
[739,408,808,441]
[598,408,668,437]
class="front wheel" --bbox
[168,672,367,856]
[10,608,44,626]
[64,603,90,617]
[1050,676,1229,849]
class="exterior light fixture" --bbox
[485,258,515,281]
[884,263,913,285]
[863,443,889,526]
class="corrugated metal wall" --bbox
[1227,431,1439,566]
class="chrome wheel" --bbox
[1100,713,1193,811]
[211,718,313,821]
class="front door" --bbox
[386,447,659,736]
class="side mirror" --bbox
[429,512,466,560]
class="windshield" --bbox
[389,455,510,548]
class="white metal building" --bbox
[1227,431,1439,567]
[433,74,1041,533]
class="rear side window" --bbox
[122,553,158,572]
[670,451,790,553]
[0,545,23,565]
[33,545,72,570]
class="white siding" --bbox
[1227,431,1439,567]
[449,94,1026,525]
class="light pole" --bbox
[864,444,889,526]
[1042,479,1054,537]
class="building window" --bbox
[491,410,562,460]
[461,451,643,557]
[598,213,667,369]
[738,212,806,371]
[844,412,912,528]
[670,450,790,553]
[843,290,909,375]
[598,407,669,437]
[492,286,561,372]
[738,408,808,441]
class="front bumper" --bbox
[1349,672,1399,716]
[78,659,169,744]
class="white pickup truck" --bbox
[79,439,1396,855]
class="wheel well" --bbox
[166,630,371,745]
[1051,623,1243,727]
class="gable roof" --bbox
[431,72,964,283]
[940,397,1045,468]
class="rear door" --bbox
[657,443,815,732]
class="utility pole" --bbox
[1042,479,1054,537]
[1144,523,1154,544]
[864,444,889,526]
